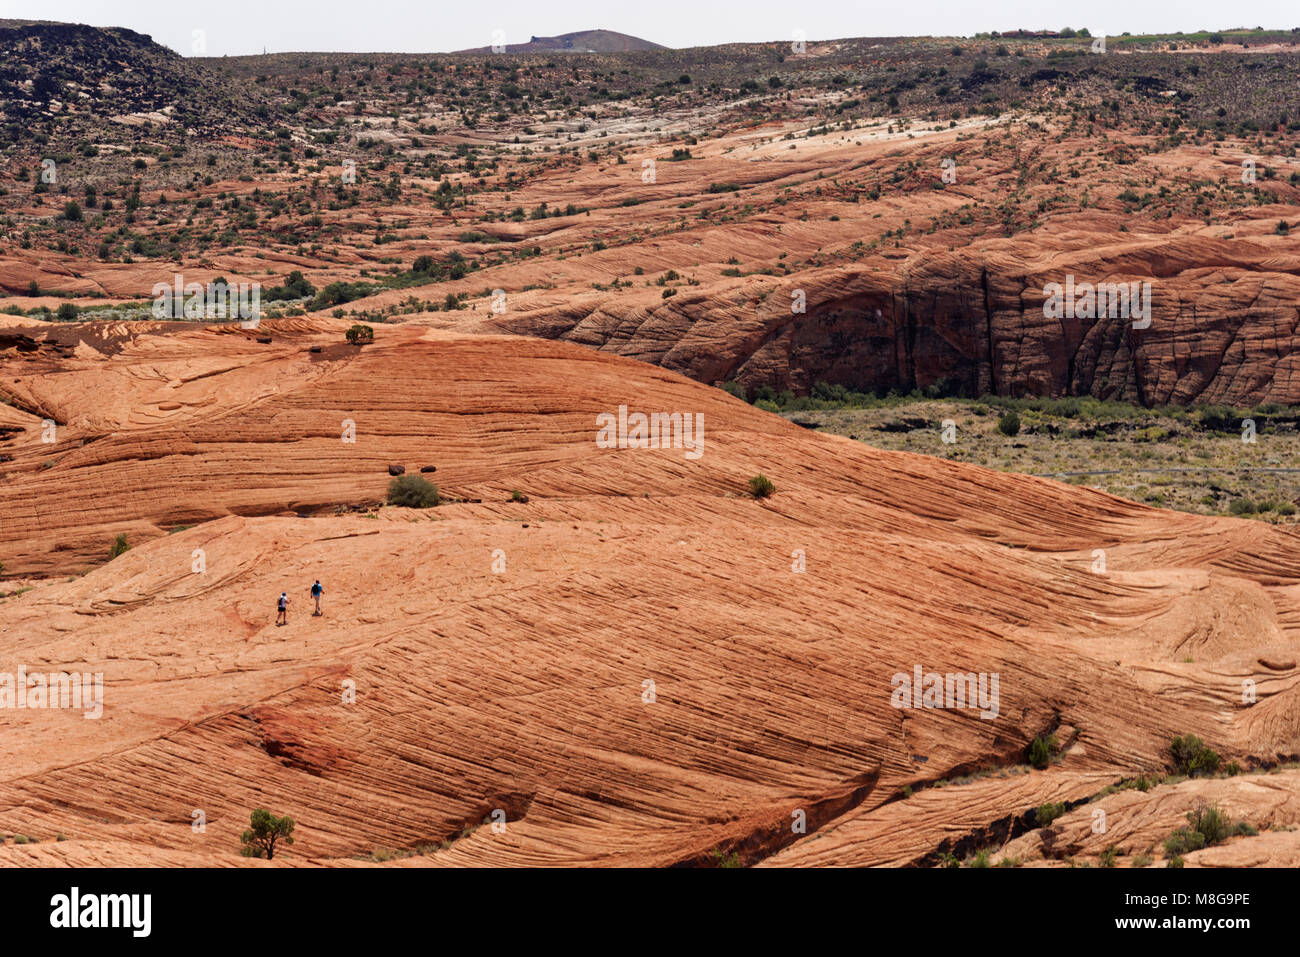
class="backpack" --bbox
[278,595,287,610]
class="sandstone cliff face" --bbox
[480,228,1300,406]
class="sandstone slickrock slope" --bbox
[1,318,1299,865]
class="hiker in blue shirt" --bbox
[310,580,324,617]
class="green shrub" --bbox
[1036,801,1066,827]
[748,474,775,499]
[1099,846,1119,868]
[265,270,316,301]
[345,323,374,345]
[1165,802,1242,859]
[387,475,440,508]
[1186,803,1232,844]
[996,411,1021,436]
[310,280,375,309]
[1169,735,1221,777]
[109,533,130,559]
[1163,828,1206,856]
[1027,733,1057,770]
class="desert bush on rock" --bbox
[1163,802,1249,858]
[109,533,130,559]
[387,474,440,508]
[1027,733,1057,769]
[1169,734,1221,777]
[1036,801,1066,826]
[748,474,775,498]
[346,323,374,345]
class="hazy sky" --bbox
[7,0,1298,56]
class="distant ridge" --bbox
[0,20,261,131]
[456,29,667,54]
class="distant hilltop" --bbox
[456,29,668,54]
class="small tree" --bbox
[1027,733,1057,770]
[996,411,1021,437]
[109,533,130,559]
[387,474,440,508]
[345,323,374,345]
[63,201,82,222]
[240,809,295,860]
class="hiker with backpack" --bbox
[276,591,290,626]
[310,580,324,617]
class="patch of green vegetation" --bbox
[1163,802,1253,858]
[1027,733,1058,770]
[1036,801,1066,826]
[1169,734,1221,777]
[239,808,295,860]
[387,474,440,508]
[108,533,130,560]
